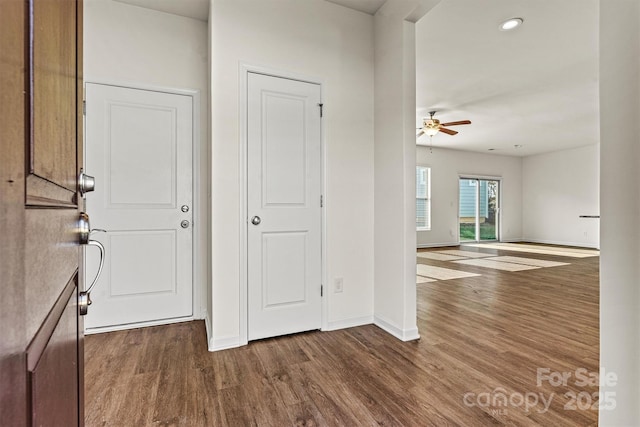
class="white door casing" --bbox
[247,72,322,341]
[84,83,193,330]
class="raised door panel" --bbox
[107,102,177,208]
[262,93,307,206]
[28,0,78,206]
[28,279,79,427]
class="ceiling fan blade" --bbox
[439,127,458,136]
[417,130,425,137]
[440,120,471,127]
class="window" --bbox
[416,166,431,230]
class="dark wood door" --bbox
[1,0,84,425]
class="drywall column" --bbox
[599,0,640,424]
[373,0,438,340]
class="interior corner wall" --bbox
[522,144,600,249]
[83,0,210,319]
[599,0,640,424]
[209,0,375,348]
[416,147,523,247]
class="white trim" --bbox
[83,81,205,326]
[326,315,373,331]
[374,315,420,342]
[499,238,522,243]
[457,175,503,244]
[204,313,212,349]
[83,77,198,98]
[238,64,327,345]
[238,66,249,347]
[85,316,194,335]
[209,335,242,352]
[458,173,503,181]
[417,242,459,248]
[520,238,600,250]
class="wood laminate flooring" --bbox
[85,244,599,426]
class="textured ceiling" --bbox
[415,0,599,156]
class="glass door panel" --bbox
[480,180,499,241]
[459,179,478,242]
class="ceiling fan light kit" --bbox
[417,111,471,138]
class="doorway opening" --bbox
[459,177,500,242]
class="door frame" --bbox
[239,64,327,346]
[457,174,502,244]
[83,80,204,331]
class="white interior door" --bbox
[84,83,193,330]
[247,72,322,341]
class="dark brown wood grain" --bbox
[28,0,78,200]
[0,0,84,425]
[29,282,79,427]
[0,0,29,424]
[86,245,599,426]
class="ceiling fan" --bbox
[417,111,471,137]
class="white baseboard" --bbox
[521,238,599,249]
[373,315,420,342]
[325,315,373,331]
[204,314,212,346]
[417,241,458,248]
[208,334,242,352]
[84,316,194,335]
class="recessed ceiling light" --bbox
[488,148,496,151]
[514,144,523,149]
[499,18,523,31]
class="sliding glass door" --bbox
[459,178,499,242]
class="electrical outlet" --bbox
[334,277,343,293]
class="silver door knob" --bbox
[181,205,190,213]
[251,216,261,225]
[181,220,190,228]
[79,170,95,195]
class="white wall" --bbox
[210,0,375,349]
[416,147,522,247]
[373,1,425,341]
[523,144,600,248]
[599,0,640,424]
[84,0,210,319]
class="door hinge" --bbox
[321,284,323,297]
[320,195,324,207]
[83,100,86,115]
[318,103,323,118]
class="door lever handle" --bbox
[78,213,106,315]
